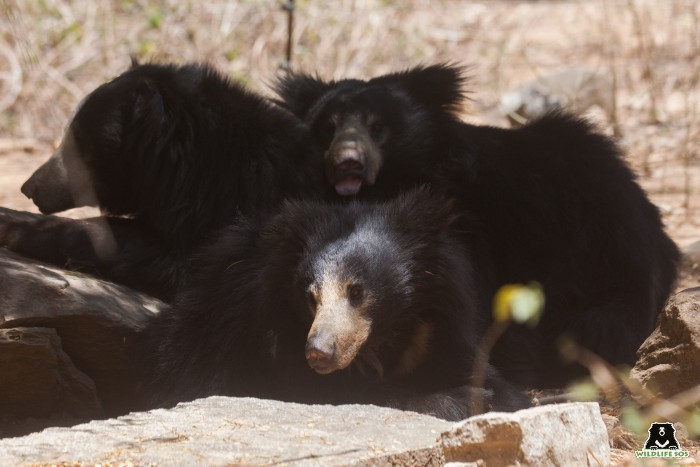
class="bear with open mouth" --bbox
[273,64,680,387]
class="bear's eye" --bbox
[369,121,385,140]
[348,284,364,302]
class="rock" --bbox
[440,402,610,466]
[500,68,616,130]
[0,398,614,465]
[601,412,639,451]
[0,249,164,416]
[0,327,102,418]
[631,287,700,398]
[0,396,451,466]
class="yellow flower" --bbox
[493,282,544,326]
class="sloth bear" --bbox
[0,62,324,300]
[149,189,529,420]
[273,64,680,387]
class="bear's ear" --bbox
[373,63,468,116]
[132,79,162,114]
[127,78,166,139]
[272,73,336,118]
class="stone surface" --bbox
[631,287,700,398]
[441,402,610,466]
[0,396,451,466]
[499,68,615,126]
[0,398,614,466]
[0,327,102,419]
[0,248,164,416]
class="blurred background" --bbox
[0,0,698,251]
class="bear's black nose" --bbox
[305,337,335,374]
[20,176,37,200]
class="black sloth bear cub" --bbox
[0,62,323,300]
[273,64,680,387]
[149,189,529,421]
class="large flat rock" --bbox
[0,396,452,466]
[0,399,611,466]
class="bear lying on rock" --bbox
[149,189,530,421]
[0,62,324,301]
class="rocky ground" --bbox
[0,398,610,466]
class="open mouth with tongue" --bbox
[333,160,365,196]
[335,177,363,196]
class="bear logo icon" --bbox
[643,422,681,450]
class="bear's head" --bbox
[20,62,220,217]
[21,63,168,215]
[269,188,466,379]
[273,64,467,198]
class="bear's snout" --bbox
[324,116,383,196]
[327,144,366,196]
[22,151,75,214]
[334,157,366,179]
[305,335,336,374]
[304,291,372,375]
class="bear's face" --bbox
[301,223,415,375]
[308,85,430,196]
[274,64,467,198]
[20,65,170,216]
[277,190,459,379]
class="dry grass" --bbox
[0,5,698,292]
[1,0,698,238]
[0,3,697,128]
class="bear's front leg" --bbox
[0,207,182,300]
[0,207,80,265]
[387,385,488,421]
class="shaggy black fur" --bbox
[0,63,324,300]
[149,189,530,421]
[273,64,680,387]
